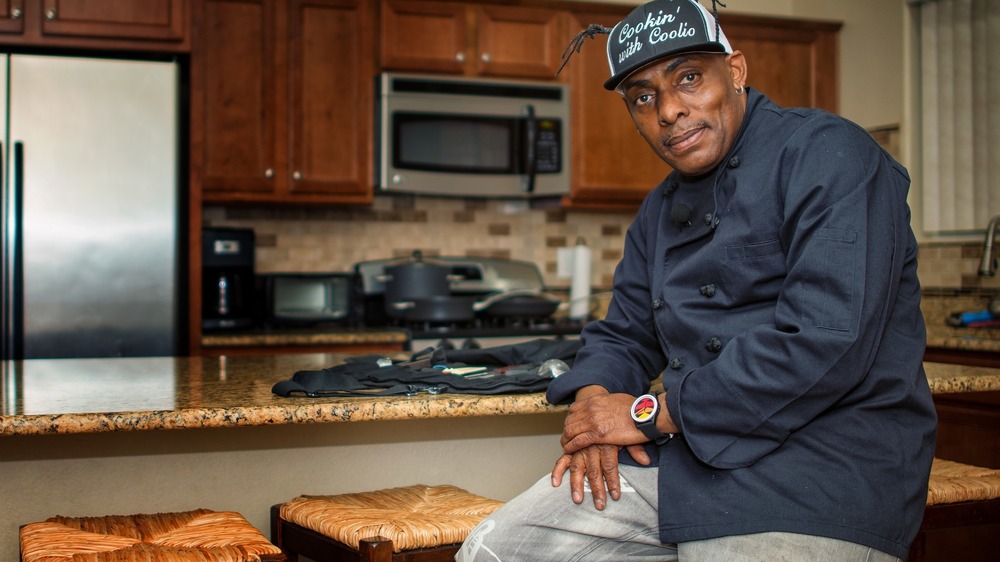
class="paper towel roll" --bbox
[569,240,592,320]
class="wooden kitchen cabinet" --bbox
[380,0,565,79]
[563,5,669,211]
[196,0,374,204]
[0,0,189,51]
[561,9,841,211]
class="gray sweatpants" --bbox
[456,464,901,562]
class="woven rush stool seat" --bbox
[271,484,504,562]
[908,458,1000,561]
[19,508,285,562]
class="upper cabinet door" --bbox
[40,0,186,41]
[380,0,564,80]
[0,0,189,51]
[196,0,374,204]
[287,0,373,201]
[200,0,278,196]
[0,0,26,34]
[474,4,564,79]
[380,0,467,74]
[722,16,840,113]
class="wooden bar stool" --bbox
[19,508,285,561]
[908,458,1000,561]
[271,484,504,562]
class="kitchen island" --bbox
[2,354,1000,561]
[0,353,568,561]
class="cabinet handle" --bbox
[44,8,56,20]
[264,168,274,179]
[10,8,21,20]
[455,52,465,63]
[480,53,491,64]
[292,171,302,181]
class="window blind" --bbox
[918,0,1000,233]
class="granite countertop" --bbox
[201,328,410,349]
[922,294,1000,353]
[2,353,999,437]
[0,353,563,437]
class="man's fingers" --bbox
[599,444,622,501]
[551,454,572,487]
[585,447,607,510]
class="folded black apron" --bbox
[271,338,581,397]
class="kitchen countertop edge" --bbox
[0,393,565,437]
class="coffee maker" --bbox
[202,227,255,331]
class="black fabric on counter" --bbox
[271,338,581,397]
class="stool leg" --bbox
[271,504,298,562]
[358,537,394,562]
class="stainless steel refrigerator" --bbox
[1,54,181,359]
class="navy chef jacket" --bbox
[547,88,937,559]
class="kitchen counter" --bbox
[922,293,1000,367]
[2,354,999,437]
[0,353,564,436]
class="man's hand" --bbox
[550,445,620,510]
[561,392,650,454]
[550,386,656,509]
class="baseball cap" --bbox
[604,0,733,91]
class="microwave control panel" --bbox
[534,118,561,173]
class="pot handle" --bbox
[472,289,551,312]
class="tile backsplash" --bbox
[204,195,1000,293]
[204,195,635,291]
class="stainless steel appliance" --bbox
[1,54,181,359]
[352,255,583,350]
[202,227,255,332]
[377,72,570,198]
[258,272,351,327]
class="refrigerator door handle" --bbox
[5,142,24,359]
[11,141,23,359]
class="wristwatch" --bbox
[630,393,672,445]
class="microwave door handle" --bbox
[522,104,537,193]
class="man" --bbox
[457,0,936,560]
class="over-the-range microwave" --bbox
[376,72,570,198]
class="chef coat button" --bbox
[652,299,665,310]
[699,284,716,297]
[706,337,723,353]
[727,156,741,168]
[670,357,684,370]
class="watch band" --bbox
[631,393,673,445]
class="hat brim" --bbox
[603,43,729,91]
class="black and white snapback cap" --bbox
[604,0,733,91]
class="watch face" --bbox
[631,395,657,423]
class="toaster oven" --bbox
[258,273,351,326]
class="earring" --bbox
[736,85,744,95]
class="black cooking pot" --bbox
[380,250,458,307]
